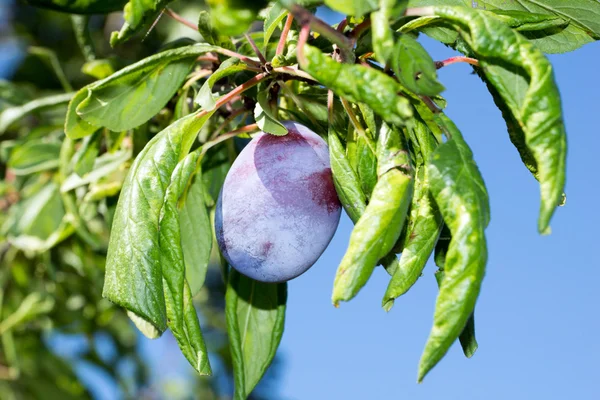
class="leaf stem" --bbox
[349,17,371,42]
[244,33,267,64]
[435,56,480,69]
[210,109,249,140]
[164,8,198,31]
[212,48,262,69]
[404,7,435,17]
[287,4,353,58]
[272,66,316,82]
[296,23,311,67]
[276,13,294,56]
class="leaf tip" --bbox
[382,298,394,312]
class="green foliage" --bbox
[3,0,597,396]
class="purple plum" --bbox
[215,121,341,282]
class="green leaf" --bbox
[328,128,367,224]
[432,6,566,233]
[332,123,414,305]
[103,109,214,336]
[82,60,115,80]
[71,131,102,177]
[390,34,445,96]
[263,2,288,53]
[122,0,174,31]
[325,0,379,17]
[0,292,54,335]
[195,58,249,110]
[207,0,269,36]
[65,88,100,139]
[7,140,61,176]
[159,151,212,375]
[254,90,288,136]
[180,170,212,296]
[23,0,127,14]
[473,0,600,53]
[0,92,73,135]
[61,149,131,192]
[434,269,478,358]
[75,45,217,132]
[418,114,489,382]
[198,10,235,50]
[301,44,413,127]
[226,270,286,399]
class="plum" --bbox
[215,121,341,282]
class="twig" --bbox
[327,90,335,123]
[245,33,267,64]
[404,7,435,17]
[296,24,311,67]
[212,48,262,69]
[196,72,269,119]
[349,17,371,42]
[273,66,316,82]
[210,109,249,140]
[287,4,353,58]
[336,18,348,33]
[420,95,441,114]
[197,54,219,63]
[276,13,295,56]
[182,69,212,89]
[202,124,259,155]
[435,56,480,69]
[164,8,197,31]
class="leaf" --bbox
[418,114,489,382]
[390,34,445,96]
[332,123,414,305]
[473,0,600,53]
[122,0,174,31]
[263,2,288,53]
[23,0,127,14]
[0,92,73,134]
[226,270,287,400]
[328,128,367,224]
[82,60,115,80]
[65,89,100,139]
[434,269,478,359]
[301,44,413,127]
[254,90,288,136]
[103,109,214,336]
[180,170,212,296]
[206,0,269,36]
[432,6,566,233]
[7,140,61,176]
[158,150,212,375]
[325,0,379,17]
[61,149,131,192]
[195,57,249,110]
[197,10,235,50]
[0,293,54,335]
[75,44,216,132]
[71,131,102,176]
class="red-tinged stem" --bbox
[245,33,267,64]
[436,56,480,69]
[202,124,259,155]
[276,13,294,56]
[349,17,371,42]
[337,18,348,33]
[273,66,316,82]
[327,90,335,123]
[287,4,353,57]
[213,48,262,69]
[210,109,249,140]
[404,7,435,17]
[182,69,212,89]
[197,54,219,63]
[164,8,197,31]
[296,23,311,67]
[420,95,441,114]
[196,72,269,120]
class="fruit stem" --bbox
[276,14,295,57]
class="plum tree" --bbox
[216,121,341,282]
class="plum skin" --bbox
[215,121,341,283]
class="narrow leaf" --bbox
[0,92,73,134]
[159,151,212,375]
[332,123,414,305]
[196,58,249,110]
[103,110,214,336]
[301,44,413,127]
[226,270,286,399]
[418,114,489,382]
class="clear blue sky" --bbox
[13,5,599,400]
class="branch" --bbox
[245,33,267,64]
